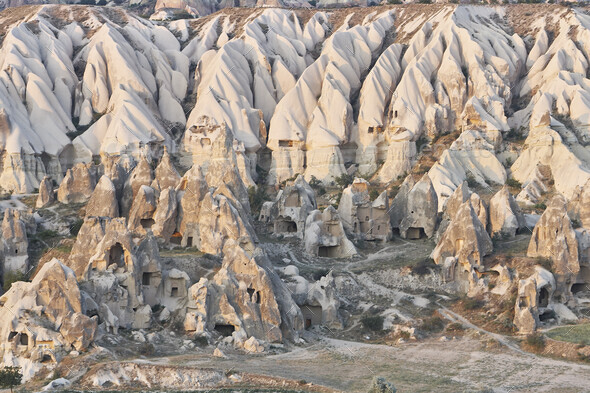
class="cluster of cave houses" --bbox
[0,147,589,374]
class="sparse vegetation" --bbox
[466,173,478,189]
[2,270,25,292]
[463,297,485,310]
[420,316,445,333]
[506,178,522,189]
[525,333,546,352]
[248,186,270,216]
[533,202,547,212]
[0,366,22,393]
[309,175,326,196]
[411,258,437,276]
[546,324,590,345]
[69,219,84,237]
[334,173,354,189]
[361,315,384,332]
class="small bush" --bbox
[420,316,445,333]
[192,335,208,348]
[334,173,354,189]
[369,188,380,201]
[533,202,547,212]
[525,333,546,352]
[463,297,485,310]
[139,342,155,356]
[308,175,326,196]
[506,178,522,189]
[466,173,478,188]
[361,315,384,332]
[411,258,436,276]
[2,270,25,292]
[368,376,396,393]
[69,219,84,237]
[0,366,22,392]
[446,322,465,333]
[536,257,553,272]
[572,218,582,229]
[248,186,270,216]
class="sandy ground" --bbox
[140,334,590,393]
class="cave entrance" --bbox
[539,287,550,307]
[301,305,322,329]
[142,272,152,286]
[276,218,297,234]
[318,246,339,258]
[186,236,193,247]
[20,333,28,346]
[539,309,556,322]
[140,218,155,229]
[571,283,588,294]
[214,324,235,337]
[406,227,426,240]
[41,354,53,363]
[170,232,182,245]
[108,243,125,268]
[170,287,179,297]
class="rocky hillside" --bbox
[1,3,590,390]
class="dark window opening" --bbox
[171,287,179,297]
[8,332,17,341]
[394,110,398,118]
[108,243,125,268]
[318,246,338,258]
[142,272,152,286]
[170,233,182,245]
[214,324,235,337]
[571,283,587,294]
[20,333,28,346]
[539,310,556,322]
[539,287,550,307]
[41,354,52,363]
[305,318,312,329]
[406,227,426,240]
[140,218,155,229]
[247,287,255,302]
[256,291,261,304]
[186,236,193,247]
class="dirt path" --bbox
[437,304,530,356]
[158,334,590,393]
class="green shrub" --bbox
[463,297,485,310]
[369,188,380,201]
[411,258,436,276]
[533,202,547,212]
[334,173,354,189]
[506,178,522,189]
[69,219,84,237]
[2,270,25,292]
[420,316,445,333]
[368,376,396,393]
[192,335,208,347]
[525,333,545,352]
[466,173,478,188]
[361,315,384,332]
[0,366,22,393]
[309,175,326,196]
[248,186,270,216]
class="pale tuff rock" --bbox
[176,165,209,247]
[516,164,550,206]
[0,259,97,380]
[198,191,257,256]
[513,267,555,334]
[121,156,154,217]
[57,163,97,204]
[514,276,539,334]
[259,175,317,239]
[128,185,158,232]
[185,241,303,343]
[431,199,493,290]
[159,268,189,313]
[36,176,55,208]
[243,336,264,353]
[151,148,180,194]
[527,195,580,302]
[68,216,129,279]
[392,174,438,239]
[2,208,29,275]
[305,206,357,258]
[286,271,342,329]
[568,178,590,228]
[338,178,391,241]
[489,186,526,239]
[85,175,119,218]
[152,188,179,242]
[436,182,487,239]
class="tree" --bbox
[0,366,22,393]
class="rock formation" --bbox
[390,174,438,239]
[36,176,54,208]
[152,148,181,194]
[128,185,158,232]
[85,175,119,218]
[527,195,580,302]
[0,259,97,380]
[489,186,526,239]
[338,178,391,241]
[57,163,97,204]
[431,199,493,291]
[305,206,357,258]
[121,157,154,217]
[259,175,317,238]
[2,208,29,275]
